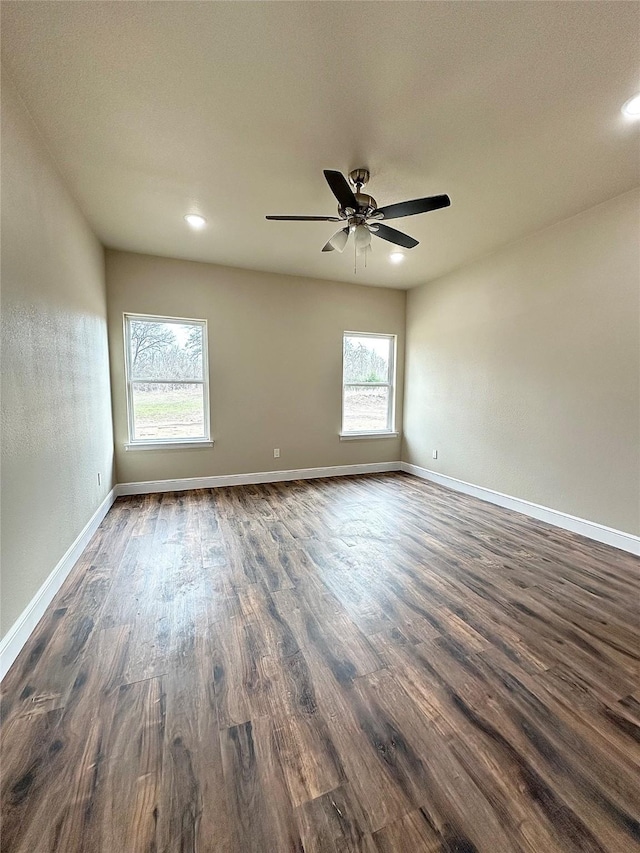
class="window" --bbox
[342,332,396,436]
[124,314,210,447]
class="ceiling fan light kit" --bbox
[266,167,450,268]
[326,228,349,253]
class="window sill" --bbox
[339,431,399,441]
[124,440,214,452]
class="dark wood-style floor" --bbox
[1,473,639,852]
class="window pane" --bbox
[128,320,203,381]
[343,386,390,432]
[132,383,205,440]
[343,335,391,383]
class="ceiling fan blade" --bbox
[322,227,349,253]
[323,170,359,210]
[372,223,419,249]
[266,215,341,221]
[374,194,450,221]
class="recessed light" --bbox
[389,251,405,264]
[621,94,640,119]
[184,214,207,229]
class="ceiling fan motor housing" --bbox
[339,171,378,220]
[339,194,377,221]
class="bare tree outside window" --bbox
[342,333,395,433]
[343,337,389,383]
[125,316,209,443]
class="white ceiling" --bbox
[2,1,639,289]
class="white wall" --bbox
[403,189,640,536]
[1,74,115,639]
[106,250,405,485]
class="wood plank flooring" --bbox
[1,472,639,852]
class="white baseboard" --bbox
[116,461,402,496]
[0,487,117,681]
[401,462,640,556]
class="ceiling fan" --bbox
[266,168,450,256]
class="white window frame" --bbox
[123,313,211,450]
[340,331,398,439]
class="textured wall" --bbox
[1,75,115,638]
[107,251,405,485]
[403,189,640,535]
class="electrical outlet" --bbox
[432,450,438,460]
[273,448,280,459]
[97,472,102,486]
